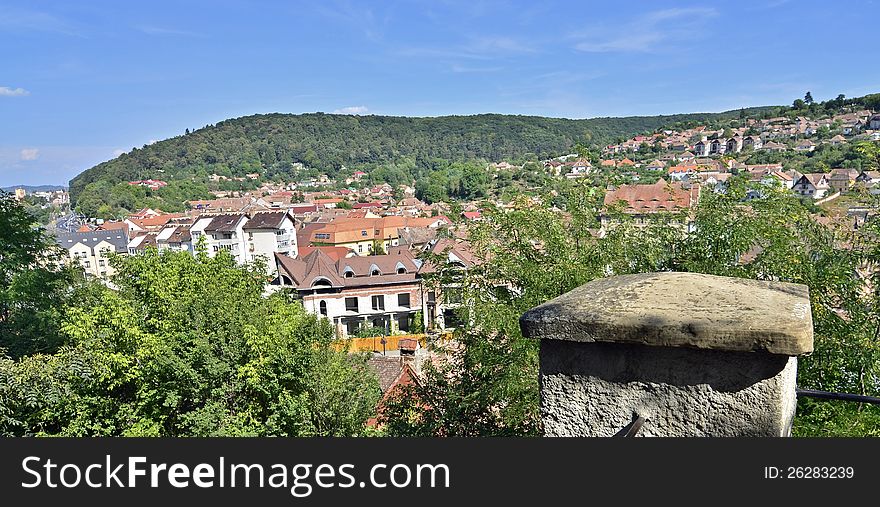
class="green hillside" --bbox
[69,108,775,214]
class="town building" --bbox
[55,229,129,279]
[274,247,424,337]
[600,179,700,232]
[792,173,831,199]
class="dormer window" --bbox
[371,269,380,276]
[397,267,406,274]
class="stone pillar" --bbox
[519,272,814,437]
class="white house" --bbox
[242,210,298,274]
[55,229,129,279]
[792,173,831,199]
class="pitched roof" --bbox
[242,210,293,230]
[203,214,247,233]
[55,229,130,252]
[603,179,700,213]
[275,247,422,289]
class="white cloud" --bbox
[332,106,369,115]
[0,86,30,97]
[20,148,39,161]
[574,8,718,53]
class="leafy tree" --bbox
[382,179,880,436]
[368,239,386,256]
[0,248,380,436]
[0,191,98,358]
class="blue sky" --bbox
[2,0,879,186]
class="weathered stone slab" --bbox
[520,272,813,356]
[539,340,798,437]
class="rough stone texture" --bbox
[521,272,813,437]
[520,272,813,356]
[540,340,798,437]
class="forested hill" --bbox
[69,108,772,203]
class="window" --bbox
[345,297,358,312]
[371,269,380,276]
[344,270,354,278]
[315,233,330,240]
[319,300,327,316]
[371,295,385,311]
[84,261,91,268]
[397,267,406,274]
[358,244,364,253]
[361,230,368,237]
[99,259,106,267]
[397,314,410,332]
[428,291,436,304]
[398,293,410,307]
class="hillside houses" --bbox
[600,179,700,233]
[793,173,831,199]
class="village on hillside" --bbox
[8,101,878,406]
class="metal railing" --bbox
[796,388,880,405]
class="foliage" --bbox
[70,109,774,212]
[0,191,100,358]
[381,179,880,436]
[0,248,380,436]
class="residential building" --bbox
[600,179,700,232]
[792,173,831,199]
[828,168,859,193]
[189,210,297,274]
[274,247,424,337]
[55,229,129,279]
[242,210,298,273]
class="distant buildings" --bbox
[600,179,700,232]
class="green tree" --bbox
[382,180,880,436]
[0,191,97,358]
[0,248,380,436]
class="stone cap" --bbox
[520,272,813,355]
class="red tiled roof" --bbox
[603,179,700,213]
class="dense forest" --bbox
[69,108,774,208]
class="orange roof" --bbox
[619,158,635,166]
[128,213,184,230]
[308,216,447,245]
[604,179,700,214]
[296,245,353,262]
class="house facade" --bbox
[792,173,831,199]
[55,229,129,279]
[189,210,298,274]
[274,247,424,337]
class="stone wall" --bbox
[520,272,813,437]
